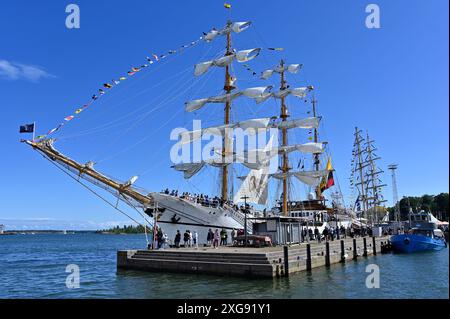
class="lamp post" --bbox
[241,196,250,247]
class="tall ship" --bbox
[22,19,344,244]
[349,128,388,228]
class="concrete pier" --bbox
[117,236,389,278]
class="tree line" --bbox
[96,224,149,234]
[387,192,449,221]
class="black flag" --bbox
[19,123,34,133]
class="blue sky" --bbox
[0,0,448,229]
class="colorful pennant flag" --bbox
[39,33,203,140]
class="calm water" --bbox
[0,233,448,299]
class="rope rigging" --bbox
[39,150,153,233]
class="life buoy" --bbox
[404,237,410,245]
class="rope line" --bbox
[39,151,152,232]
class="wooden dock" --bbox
[117,236,390,278]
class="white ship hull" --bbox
[149,193,249,245]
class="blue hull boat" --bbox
[390,234,446,253]
[390,210,447,253]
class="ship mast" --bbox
[311,95,321,200]
[279,59,290,216]
[353,127,368,216]
[364,131,387,223]
[222,20,234,201]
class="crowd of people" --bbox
[300,225,372,243]
[161,188,254,212]
[150,227,169,250]
[172,229,199,248]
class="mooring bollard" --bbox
[325,242,330,266]
[340,240,345,263]
[363,237,368,257]
[353,238,357,260]
[283,245,289,277]
[306,243,312,271]
[372,236,377,255]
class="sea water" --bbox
[0,233,448,298]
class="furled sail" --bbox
[178,117,319,145]
[278,142,324,154]
[255,86,314,104]
[271,117,320,130]
[203,21,252,42]
[179,117,271,145]
[171,163,205,179]
[270,170,329,186]
[185,86,272,112]
[261,63,302,80]
[194,48,261,76]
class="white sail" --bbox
[261,63,303,79]
[254,86,313,104]
[275,142,324,155]
[172,163,205,179]
[274,117,320,129]
[231,21,252,33]
[233,136,274,204]
[270,170,328,186]
[185,86,272,112]
[194,48,261,76]
[179,118,271,145]
[233,168,269,204]
[203,21,252,43]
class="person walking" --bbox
[213,229,220,249]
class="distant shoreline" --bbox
[0,230,145,235]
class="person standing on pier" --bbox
[193,231,198,249]
[207,229,213,246]
[183,230,189,247]
[188,230,193,247]
[174,230,181,248]
[231,228,237,245]
[220,228,227,246]
[315,227,321,243]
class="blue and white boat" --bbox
[390,211,447,253]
